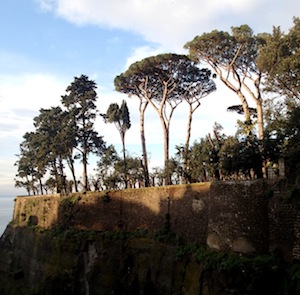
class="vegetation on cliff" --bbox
[1,225,300,295]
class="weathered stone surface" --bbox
[0,225,289,295]
[8,180,300,259]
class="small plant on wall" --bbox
[101,192,111,203]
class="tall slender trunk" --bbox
[31,176,36,195]
[68,154,78,192]
[83,149,89,191]
[52,159,60,193]
[58,157,67,194]
[256,98,266,178]
[139,101,150,187]
[160,116,170,185]
[237,91,251,121]
[214,61,265,178]
[121,132,128,189]
[256,99,264,141]
[183,104,193,183]
[252,74,265,177]
[39,178,43,195]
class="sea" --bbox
[0,196,15,237]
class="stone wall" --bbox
[13,194,60,228]
[13,183,211,245]
[11,180,300,259]
[207,180,269,254]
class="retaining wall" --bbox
[11,180,300,259]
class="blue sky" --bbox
[0,0,299,197]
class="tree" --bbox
[115,72,150,187]
[114,156,145,188]
[281,105,300,182]
[61,75,105,191]
[33,106,79,193]
[150,166,165,186]
[95,145,120,190]
[258,17,300,101]
[115,53,215,185]
[185,25,265,140]
[187,138,213,182]
[262,98,288,165]
[261,99,300,182]
[180,67,216,182]
[218,136,241,179]
[101,100,131,188]
[15,132,45,195]
[15,105,81,195]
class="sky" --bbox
[0,0,299,198]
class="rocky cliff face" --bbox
[0,224,296,295]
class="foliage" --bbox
[262,99,300,183]
[94,150,145,190]
[288,264,300,293]
[115,53,215,185]
[33,106,77,194]
[58,195,82,228]
[258,17,300,101]
[94,145,120,190]
[218,136,241,178]
[15,75,106,194]
[185,138,212,182]
[101,192,111,203]
[61,75,105,191]
[185,25,265,140]
[15,132,44,195]
[101,100,131,187]
[282,105,300,183]
[182,127,263,181]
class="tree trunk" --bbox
[256,98,266,178]
[52,160,61,193]
[183,104,193,183]
[39,178,43,195]
[249,73,265,177]
[58,157,67,194]
[139,101,150,187]
[121,132,128,189]
[256,99,264,141]
[82,150,89,191]
[31,176,36,195]
[218,70,251,122]
[237,91,251,121]
[68,155,78,192]
[160,116,171,185]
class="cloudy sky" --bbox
[0,0,298,197]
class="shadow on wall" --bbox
[53,183,210,246]
[28,215,38,226]
[11,180,299,258]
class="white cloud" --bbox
[36,0,299,50]
[0,74,69,193]
[0,73,68,139]
[35,0,56,12]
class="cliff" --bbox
[0,224,293,295]
[1,180,300,294]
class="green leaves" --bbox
[258,18,300,100]
[15,75,106,194]
[115,53,215,103]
